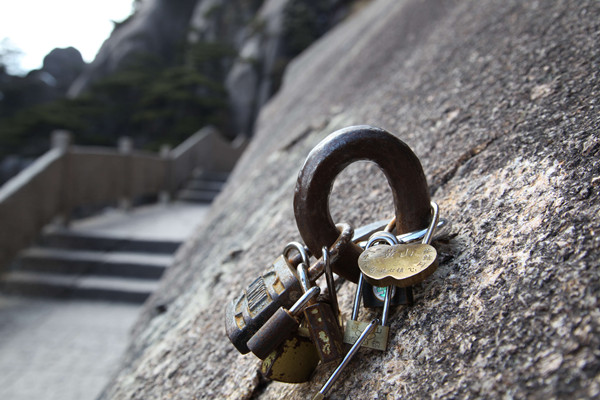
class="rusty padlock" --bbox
[225,228,352,354]
[225,253,304,354]
[260,334,320,383]
[247,285,320,359]
[294,125,432,283]
[297,262,344,364]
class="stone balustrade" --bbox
[0,127,246,272]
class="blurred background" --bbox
[0,0,365,185]
[0,1,367,399]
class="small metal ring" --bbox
[366,231,399,249]
[283,241,310,266]
[384,217,396,233]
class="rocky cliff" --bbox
[100,0,599,398]
[69,0,356,138]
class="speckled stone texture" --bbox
[99,0,599,399]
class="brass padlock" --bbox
[343,233,399,352]
[359,202,440,287]
[225,254,304,354]
[343,272,392,351]
[247,286,320,359]
[360,214,446,307]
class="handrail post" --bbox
[51,130,71,152]
[118,137,133,211]
[160,144,171,204]
[52,130,72,227]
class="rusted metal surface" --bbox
[261,335,320,383]
[304,302,344,363]
[293,126,431,283]
[246,287,320,360]
[224,255,303,354]
[226,225,353,355]
[287,223,354,283]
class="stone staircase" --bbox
[0,227,179,303]
[0,199,212,303]
[177,170,229,203]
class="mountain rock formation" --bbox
[98,0,598,398]
[69,0,356,138]
[68,0,199,97]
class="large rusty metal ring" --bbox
[293,125,431,283]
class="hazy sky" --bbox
[0,0,134,74]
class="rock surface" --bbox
[99,0,600,399]
[67,0,357,138]
[40,47,85,91]
[68,0,199,97]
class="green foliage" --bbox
[0,41,233,157]
[282,0,343,56]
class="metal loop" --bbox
[422,201,439,245]
[366,231,399,249]
[322,245,340,321]
[283,241,310,267]
[297,263,311,292]
[294,126,431,283]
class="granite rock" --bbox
[99,0,600,399]
[68,0,199,97]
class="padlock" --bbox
[343,274,393,351]
[361,222,413,309]
[261,334,320,383]
[360,215,449,307]
[247,286,320,359]
[294,126,432,283]
[297,262,344,364]
[359,202,440,287]
[362,282,414,308]
[225,229,349,355]
[313,318,379,399]
[321,246,340,323]
[225,254,304,354]
[343,232,399,351]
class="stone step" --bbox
[17,247,171,279]
[0,271,158,303]
[177,188,220,203]
[184,179,226,191]
[39,228,181,254]
[191,170,230,182]
[176,170,229,204]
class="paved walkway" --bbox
[0,296,140,400]
[71,201,210,241]
[0,201,210,400]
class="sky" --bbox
[0,0,134,74]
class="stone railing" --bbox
[0,126,247,272]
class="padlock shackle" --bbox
[366,231,399,248]
[422,201,440,245]
[297,263,311,293]
[294,126,431,283]
[290,286,320,315]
